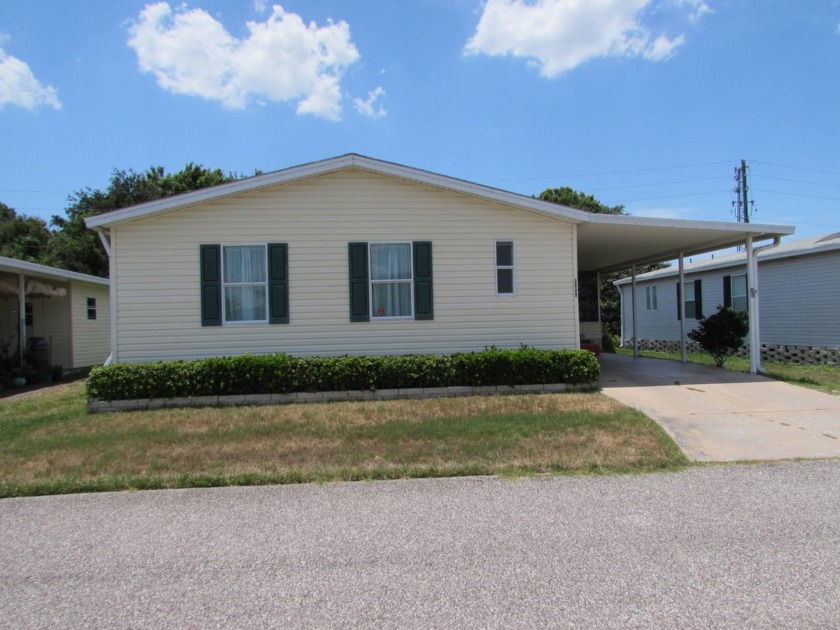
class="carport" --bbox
[574,214,794,374]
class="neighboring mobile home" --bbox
[85,154,793,365]
[614,233,840,363]
[0,257,110,370]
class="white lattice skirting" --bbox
[621,340,839,366]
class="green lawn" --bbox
[0,382,688,498]
[616,348,840,395]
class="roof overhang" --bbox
[576,214,794,273]
[85,153,591,230]
[82,153,796,274]
[0,256,109,287]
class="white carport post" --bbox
[631,264,638,357]
[17,273,26,367]
[678,252,687,364]
[596,272,602,327]
[746,235,760,374]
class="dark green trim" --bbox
[268,243,289,324]
[200,244,222,326]
[348,242,369,322]
[413,241,433,320]
[723,275,732,309]
[694,279,703,319]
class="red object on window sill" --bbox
[581,343,601,356]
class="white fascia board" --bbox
[613,234,837,286]
[0,256,110,286]
[85,153,590,229]
[584,211,795,237]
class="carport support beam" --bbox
[631,264,638,357]
[18,273,26,367]
[678,252,686,364]
[746,235,759,374]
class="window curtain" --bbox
[224,246,266,321]
[370,244,411,317]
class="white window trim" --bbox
[221,243,269,325]
[495,240,516,296]
[368,241,415,321]
[684,280,697,319]
[731,273,748,312]
[645,286,657,311]
[87,297,97,320]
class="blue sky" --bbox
[1,0,839,243]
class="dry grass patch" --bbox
[0,382,687,497]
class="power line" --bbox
[751,188,840,202]
[621,190,729,203]
[484,160,735,184]
[748,160,840,178]
[751,174,840,188]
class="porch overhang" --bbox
[576,215,795,273]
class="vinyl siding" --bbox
[70,281,111,368]
[620,251,840,347]
[113,170,577,362]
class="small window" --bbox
[25,303,33,326]
[645,286,657,310]
[496,241,515,295]
[222,245,268,323]
[731,274,748,312]
[86,297,97,320]
[684,281,698,319]
[370,243,413,318]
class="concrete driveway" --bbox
[599,353,840,462]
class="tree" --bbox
[44,164,241,277]
[688,306,749,367]
[0,202,51,262]
[538,187,624,215]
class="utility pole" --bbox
[732,159,753,224]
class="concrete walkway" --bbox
[599,353,840,462]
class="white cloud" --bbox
[464,0,699,77]
[673,0,712,23]
[127,2,361,120]
[253,0,268,14]
[0,46,61,110]
[353,86,386,118]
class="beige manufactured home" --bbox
[86,154,793,366]
[0,257,110,370]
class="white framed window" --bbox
[87,297,97,320]
[731,274,748,312]
[222,244,268,323]
[369,242,414,319]
[495,240,515,295]
[645,286,657,310]
[684,280,698,319]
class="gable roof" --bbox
[85,153,795,273]
[0,256,110,286]
[614,232,840,285]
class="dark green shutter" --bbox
[723,276,732,308]
[413,241,433,320]
[349,242,369,322]
[268,243,289,324]
[676,282,681,320]
[200,244,222,326]
[694,279,703,319]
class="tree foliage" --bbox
[43,164,241,277]
[0,202,51,263]
[539,187,624,215]
[688,306,749,367]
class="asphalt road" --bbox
[2,461,839,629]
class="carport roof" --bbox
[0,256,109,286]
[85,153,795,272]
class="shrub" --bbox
[86,348,601,402]
[601,324,617,354]
[688,305,749,367]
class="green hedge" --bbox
[86,348,600,402]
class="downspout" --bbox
[618,283,624,347]
[631,264,638,357]
[18,273,26,367]
[747,236,782,374]
[678,252,686,364]
[95,228,116,367]
[596,271,602,347]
